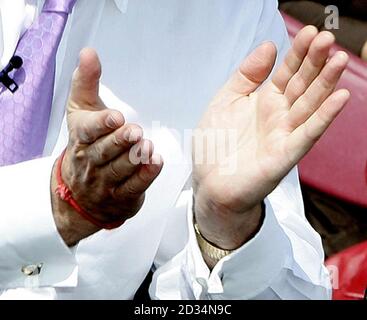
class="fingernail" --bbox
[334,51,349,63]
[128,129,142,142]
[150,154,163,166]
[339,89,350,101]
[106,115,118,128]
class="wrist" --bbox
[194,194,265,251]
[51,159,100,247]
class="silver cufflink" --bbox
[21,263,43,276]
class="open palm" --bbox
[193,26,350,215]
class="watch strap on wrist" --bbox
[194,221,234,261]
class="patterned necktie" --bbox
[0,0,77,166]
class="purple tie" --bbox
[0,0,77,166]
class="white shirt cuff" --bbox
[184,193,291,299]
[0,157,77,289]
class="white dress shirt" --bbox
[0,0,331,299]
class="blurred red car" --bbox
[282,12,367,300]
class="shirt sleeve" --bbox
[150,3,332,300]
[0,0,77,291]
[150,183,331,300]
[0,156,77,290]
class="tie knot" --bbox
[42,0,77,14]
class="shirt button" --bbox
[21,263,43,276]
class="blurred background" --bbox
[279,0,367,300]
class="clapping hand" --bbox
[52,49,163,246]
[193,27,350,260]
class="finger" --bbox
[272,25,318,93]
[287,51,349,129]
[286,89,350,164]
[71,108,125,144]
[224,42,277,95]
[69,48,102,109]
[284,31,335,105]
[87,123,143,165]
[105,139,154,183]
[115,154,163,198]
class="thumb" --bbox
[225,42,277,96]
[69,48,103,109]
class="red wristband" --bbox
[55,149,125,230]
